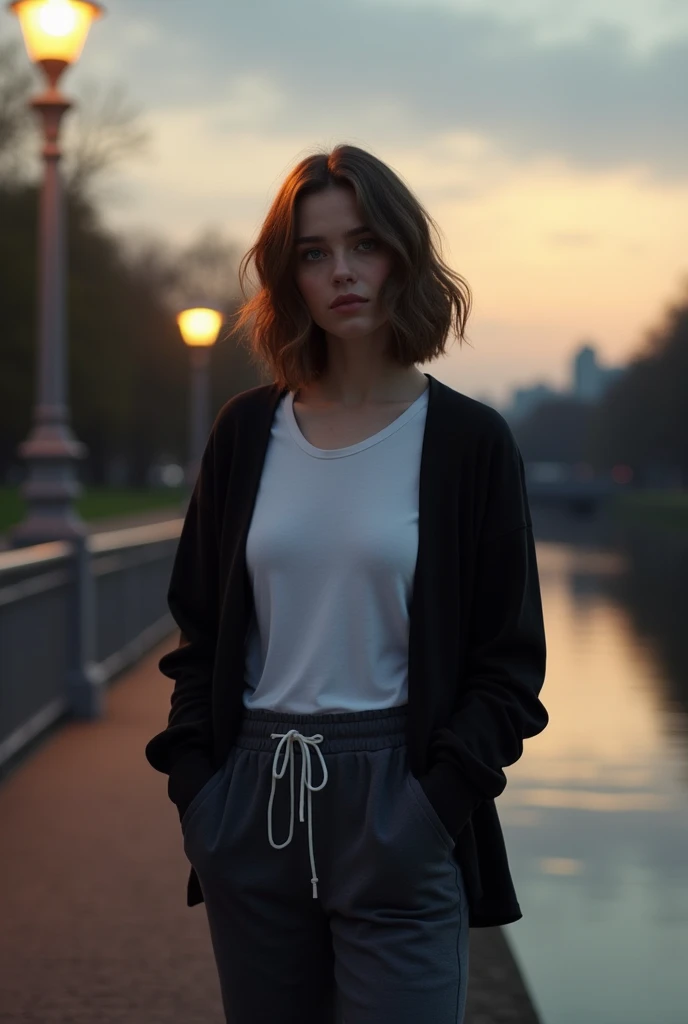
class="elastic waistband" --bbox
[233,703,409,754]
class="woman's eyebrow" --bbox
[294,224,371,245]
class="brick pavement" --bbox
[0,636,542,1024]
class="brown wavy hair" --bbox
[225,143,473,392]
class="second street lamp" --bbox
[177,307,223,493]
[7,0,105,547]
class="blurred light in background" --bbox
[612,464,634,484]
[176,307,223,348]
[10,0,104,66]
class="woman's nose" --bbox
[332,256,355,280]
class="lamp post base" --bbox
[9,419,88,549]
[10,512,88,549]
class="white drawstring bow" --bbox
[268,729,329,898]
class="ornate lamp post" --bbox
[7,0,105,548]
[176,307,223,490]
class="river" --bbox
[501,505,688,1024]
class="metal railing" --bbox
[0,519,182,773]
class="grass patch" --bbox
[611,489,688,528]
[0,486,187,535]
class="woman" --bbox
[145,143,548,1024]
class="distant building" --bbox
[504,341,626,423]
[572,342,624,402]
[504,382,562,424]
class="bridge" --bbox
[524,464,626,516]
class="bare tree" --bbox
[0,40,35,184]
[0,39,150,200]
[61,78,151,202]
[155,227,243,316]
[119,229,182,302]
[120,224,244,316]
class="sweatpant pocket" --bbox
[180,767,223,834]
[405,771,456,851]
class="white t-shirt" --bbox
[243,385,430,713]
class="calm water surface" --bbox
[501,507,688,1024]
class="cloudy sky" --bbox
[4,0,688,406]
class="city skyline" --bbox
[501,340,626,420]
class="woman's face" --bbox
[293,185,394,340]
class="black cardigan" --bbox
[145,372,549,928]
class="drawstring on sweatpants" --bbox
[268,729,329,898]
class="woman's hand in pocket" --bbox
[168,750,217,823]
[417,762,477,841]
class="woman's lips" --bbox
[331,299,368,313]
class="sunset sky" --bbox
[4,0,687,407]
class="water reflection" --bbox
[500,505,688,1024]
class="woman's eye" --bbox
[300,238,377,261]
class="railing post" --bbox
[66,535,104,718]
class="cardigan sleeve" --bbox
[144,425,222,811]
[420,421,549,838]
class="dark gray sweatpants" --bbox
[180,703,469,1024]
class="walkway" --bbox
[0,640,542,1023]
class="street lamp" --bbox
[7,0,105,548]
[176,307,223,491]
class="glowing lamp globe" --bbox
[177,308,223,348]
[9,0,104,66]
